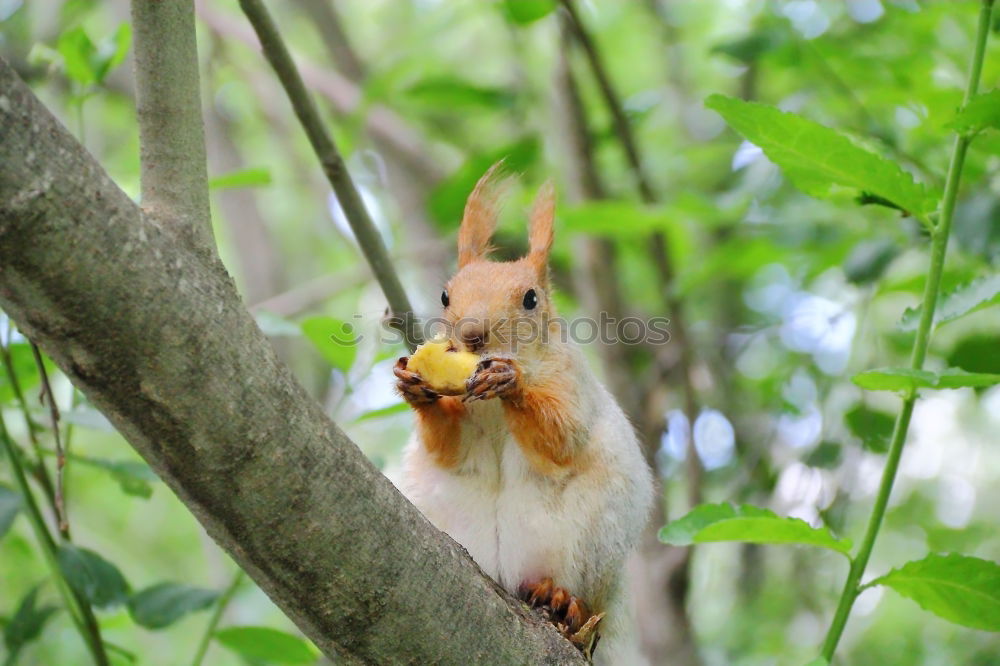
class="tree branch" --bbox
[237,0,421,350]
[0,59,584,666]
[130,0,215,253]
[196,1,445,186]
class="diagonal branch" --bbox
[0,58,585,666]
[238,0,421,350]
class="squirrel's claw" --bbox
[519,578,604,658]
[393,357,441,405]
[465,357,520,402]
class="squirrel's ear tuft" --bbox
[458,161,508,268]
[527,181,555,276]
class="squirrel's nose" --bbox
[460,329,487,352]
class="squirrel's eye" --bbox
[523,288,538,310]
[441,290,449,307]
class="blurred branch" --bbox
[31,342,68,537]
[294,0,366,82]
[238,0,421,350]
[130,0,215,253]
[0,414,108,666]
[190,569,246,666]
[293,0,450,285]
[559,0,702,504]
[0,336,58,528]
[0,58,583,665]
[197,2,444,186]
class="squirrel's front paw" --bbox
[393,357,441,406]
[465,357,521,402]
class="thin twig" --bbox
[238,0,421,351]
[0,331,59,530]
[30,342,68,537]
[197,1,444,186]
[0,413,109,666]
[190,569,246,666]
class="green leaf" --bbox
[705,94,938,218]
[57,26,97,86]
[57,544,130,609]
[804,441,842,468]
[428,137,539,228]
[946,89,1000,133]
[0,342,41,404]
[0,484,22,540]
[208,166,272,190]
[301,317,358,372]
[948,334,1000,375]
[354,402,408,422]
[404,76,514,110]
[872,553,1000,631]
[93,23,130,83]
[803,659,829,666]
[127,583,219,629]
[853,367,1000,391]
[3,584,58,656]
[560,201,674,235]
[70,455,158,499]
[843,239,899,285]
[214,626,317,663]
[658,503,852,556]
[844,404,895,453]
[500,0,556,25]
[900,274,1000,331]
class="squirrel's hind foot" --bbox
[518,578,603,658]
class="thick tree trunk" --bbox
[0,59,584,666]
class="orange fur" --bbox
[457,162,507,268]
[503,379,579,476]
[527,181,555,278]
[415,397,466,468]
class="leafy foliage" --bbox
[706,94,939,218]
[214,626,317,663]
[3,584,58,661]
[301,316,358,372]
[0,483,22,539]
[659,503,852,556]
[946,90,1000,134]
[900,273,1000,331]
[209,167,272,190]
[57,545,129,609]
[871,554,1000,631]
[853,367,1000,391]
[127,583,219,629]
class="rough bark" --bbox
[131,0,215,253]
[0,59,585,666]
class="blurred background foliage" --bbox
[2,0,1000,664]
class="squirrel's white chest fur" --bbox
[402,399,576,593]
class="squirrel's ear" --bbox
[457,161,506,268]
[527,181,555,276]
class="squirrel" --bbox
[394,164,654,663]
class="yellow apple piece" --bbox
[406,336,480,395]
